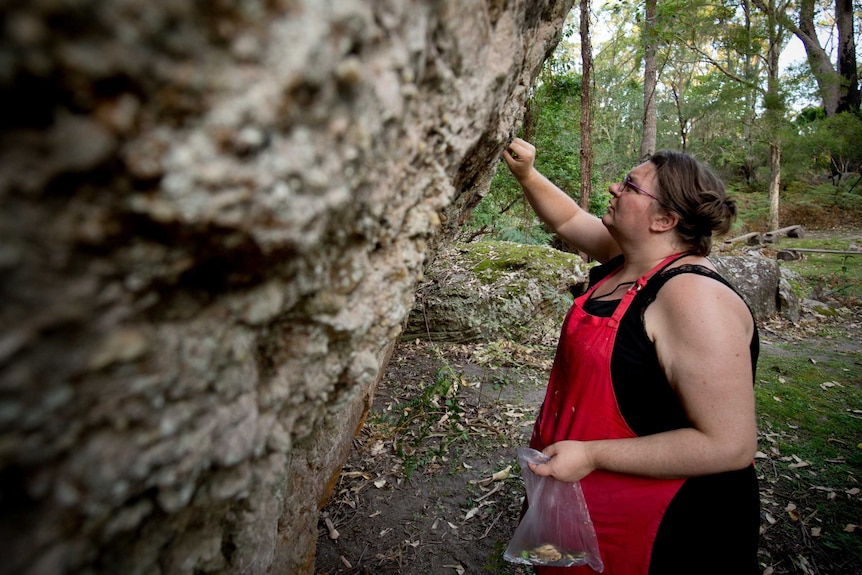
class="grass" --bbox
[772,235,862,300]
[756,334,862,571]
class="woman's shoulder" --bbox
[651,264,753,327]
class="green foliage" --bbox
[464,167,557,245]
[531,71,583,196]
[377,364,468,479]
[792,112,862,175]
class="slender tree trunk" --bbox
[639,0,657,161]
[670,85,688,153]
[766,0,783,230]
[836,0,860,113]
[742,0,758,186]
[579,0,593,212]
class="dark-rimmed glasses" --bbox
[621,174,660,202]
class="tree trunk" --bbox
[766,0,783,230]
[639,0,658,161]
[579,0,593,212]
[768,142,781,230]
[798,0,841,115]
[835,0,860,113]
[742,0,758,186]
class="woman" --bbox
[503,138,760,575]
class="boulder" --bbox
[712,255,781,321]
[403,241,589,343]
[0,1,575,574]
[408,251,795,344]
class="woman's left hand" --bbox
[529,441,596,482]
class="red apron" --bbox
[530,254,687,575]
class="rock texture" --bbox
[407,249,795,347]
[712,255,782,321]
[0,1,574,574]
[403,241,588,343]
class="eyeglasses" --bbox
[621,174,660,202]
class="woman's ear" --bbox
[650,209,679,233]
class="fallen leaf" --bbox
[471,465,512,486]
[765,512,777,525]
[811,527,821,537]
[846,488,860,496]
[342,471,372,480]
[810,485,836,494]
[324,516,339,540]
[464,507,480,521]
[374,479,387,489]
[755,451,769,459]
[491,465,512,481]
[845,524,857,532]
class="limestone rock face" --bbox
[0,1,574,573]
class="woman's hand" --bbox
[529,441,597,483]
[502,137,536,182]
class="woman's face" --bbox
[602,161,660,236]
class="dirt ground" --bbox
[315,268,862,575]
[314,338,548,575]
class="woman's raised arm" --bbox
[502,138,619,262]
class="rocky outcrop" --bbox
[712,255,783,321]
[403,241,588,343]
[0,1,574,574]
[407,250,796,347]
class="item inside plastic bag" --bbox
[504,447,604,571]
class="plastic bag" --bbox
[504,447,604,571]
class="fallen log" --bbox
[723,232,762,247]
[778,248,860,255]
[763,225,804,243]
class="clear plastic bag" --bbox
[504,447,604,571]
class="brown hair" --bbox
[649,150,736,256]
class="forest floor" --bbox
[315,235,862,575]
